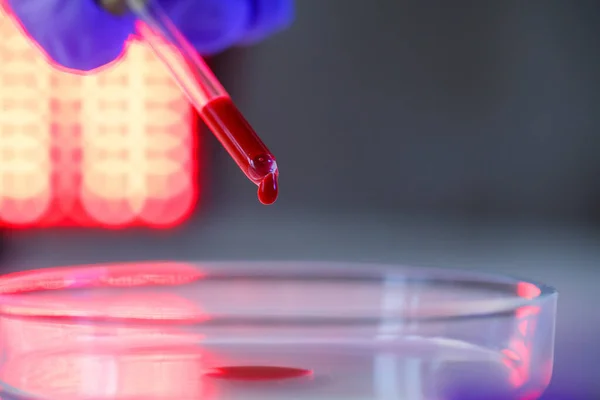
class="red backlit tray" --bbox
[0,7,198,228]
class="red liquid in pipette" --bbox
[200,96,279,205]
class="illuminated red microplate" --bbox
[0,6,200,229]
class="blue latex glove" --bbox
[7,0,294,71]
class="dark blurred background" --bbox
[2,0,600,398]
[231,0,600,221]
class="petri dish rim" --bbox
[0,261,558,325]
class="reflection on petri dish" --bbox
[0,261,557,400]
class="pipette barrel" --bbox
[99,0,279,204]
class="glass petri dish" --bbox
[0,261,557,400]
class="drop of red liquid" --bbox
[205,365,312,382]
[258,173,278,205]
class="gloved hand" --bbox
[7,0,294,71]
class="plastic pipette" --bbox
[99,0,279,205]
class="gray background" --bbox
[3,0,600,398]
[222,0,600,220]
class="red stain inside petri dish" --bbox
[205,366,312,382]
